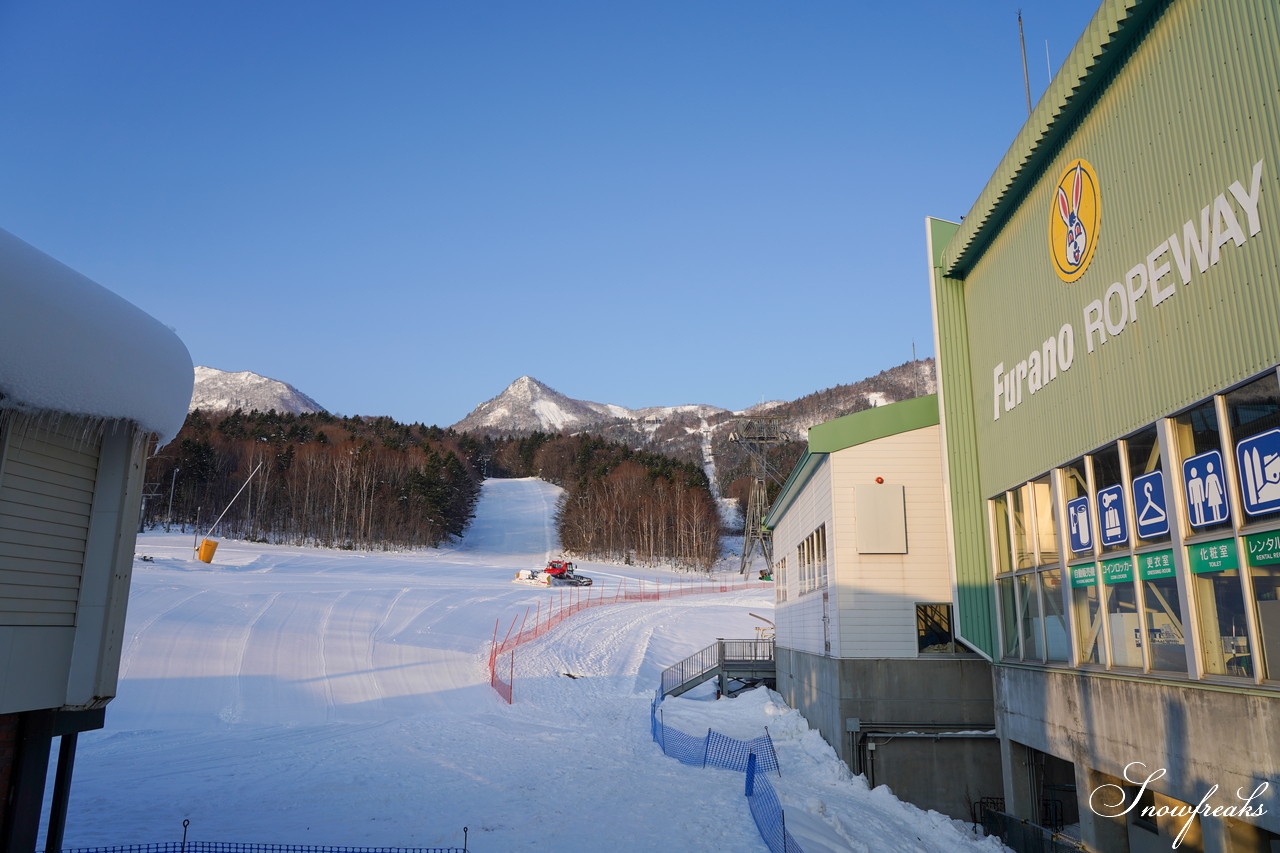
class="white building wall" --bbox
[773,456,833,657]
[830,424,950,659]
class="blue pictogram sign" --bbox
[1067,495,1093,553]
[1131,470,1169,539]
[1183,449,1229,528]
[1096,484,1128,547]
[1237,428,1280,516]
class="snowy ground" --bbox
[46,478,1007,852]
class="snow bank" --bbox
[0,228,192,443]
[47,480,1008,852]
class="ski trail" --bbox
[118,587,205,679]
[541,480,556,560]
[224,592,281,725]
[316,594,342,721]
[699,417,720,498]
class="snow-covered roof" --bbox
[0,228,193,444]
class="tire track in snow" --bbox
[316,593,342,720]
[118,587,206,679]
[224,592,282,725]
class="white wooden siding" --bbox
[0,418,101,627]
[773,457,834,656]
[831,424,949,659]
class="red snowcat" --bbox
[514,559,593,587]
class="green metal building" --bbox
[928,0,1279,850]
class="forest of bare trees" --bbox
[145,410,481,550]
[146,411,723,568]
[488,431,722,571]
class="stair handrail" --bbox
[720,638,774,663]
[660,638,776,696]
[660,642,721,696]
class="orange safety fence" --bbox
[488,575,770,703]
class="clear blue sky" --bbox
[0,1,1099,428]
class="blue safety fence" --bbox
[746,755,805,853]
[650,691,801,853]
[649,691,780,774]
[63,823,468,853]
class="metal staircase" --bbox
[660,639,775,698]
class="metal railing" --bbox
[661,643,722,695]
[722,638,774,662]
[660,639,775,696]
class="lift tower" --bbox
[728,417,790,576]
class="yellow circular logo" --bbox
[1048,158,1100,283]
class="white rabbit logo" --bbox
[1048,158,1100,283]
[1057,163,1087,268]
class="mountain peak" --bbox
[450,376,607,434]
[190,366,325,415]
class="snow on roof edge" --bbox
[0,228,193,445]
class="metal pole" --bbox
[44,732,77,853]
[199,461,263,543]
[1018,10,1033,116]
[166,467,180,530]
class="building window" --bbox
[992,493,1012,576]
[1172,400,1232,535]
[1071,564,1102,664]
[998,576,1019,658]
[1127,426,1169,547]
[1139,551,1187,673]
[1226,371,1280,525]
[1191,542,1253,677]
[798,541,810,594]
[1041,567,1069,661]
[1245,535,1280,680]
[916,603,955,653]
[993,478,1065,662]
[1032,476,1059,564]
[1018,573,1044,660]
[1011,483,1036,570]
[1092,443,1128,555]
[1102,556,1142,668]
[814,524,827,591]
[1131,785,1158,834]
[987,369,1280,684]
[774,556,788,603]
[798,524,827,596]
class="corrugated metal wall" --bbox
[0,417,101,627]
[957,0,1280,497]
[929,217,996,657]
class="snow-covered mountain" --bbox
[452,361,936,440]
[189,366,325,415]
[450,362,937,493]
[450,376,727,434]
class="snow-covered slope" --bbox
[56,478,1008,852]
[190,365,325,414]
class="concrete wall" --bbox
[777,647,1002,820]
[997,666,1280,847]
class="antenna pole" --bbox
[1018,10,1033,116]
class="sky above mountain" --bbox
[0,1,1097,427]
